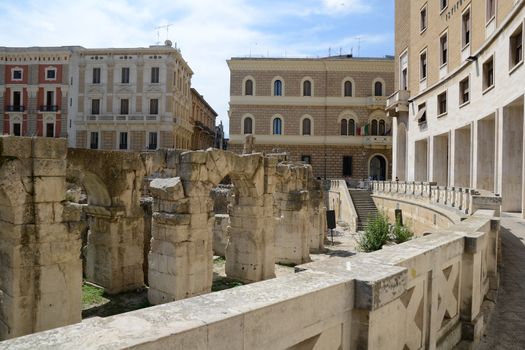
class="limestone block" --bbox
[181,150,207,164]
[32,137,67,159]
[0,263,35,297]
[62,202,83,222]
[34,176,66,203]
[149,177,185,201]
[32,159,67,177]
[0,136,32,159]
[153,212,191,226]
[213,214,230,256]
[0,293,34,339]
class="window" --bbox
[462,9,471,47]
[119,132,128,150]
[371,120,378,136]
[420,51,427,80]
[45,123,54,138]
[90,132,99,149]
[510,25,523,69]
[245,79,253,95]
[420,5,427,32]
[120,99,129,115]
[379,120,386,135]
[401,68,408,90]
[274,80,282,96]
[301,155,311,164]
[438,91,447,115]
[440,33,448,66]
[13,91,21,108]
[148,132,158,150]
[121,67,130,84]
[342,156,352,177]
[340,119,348,135]
[46,68,56,80]
[440,0,448,11]
[46,91,54,108]
[303,80,312,96]
[344,80,353,96]
[302,118,311,135]
[243,117,253,134]
[374,81,383,96]
[417,103,427,125]
[272,117,282,135]
[483,56,494,91]
[92,68,101,84]
[149,99,159,114]
[91,99,100,115]
[348,119,356,136]
[12,69,22,81]
[486,0,495,23]
[459,77,470,105]
[13,123,21,136]
[151,67,160,83]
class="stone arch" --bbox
[242,75,256,96]
[338,110,359,136]
[372,77,386,96]
[300,114,314,136]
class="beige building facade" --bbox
[388,0,525,214]
[72,42,193,151]
[190,88,217,150]
[228,57,395,179]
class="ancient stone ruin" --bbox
[0,136,327,340]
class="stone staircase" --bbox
[349,189,378,232]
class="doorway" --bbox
[369,155,387,181]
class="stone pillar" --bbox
[225,157,277,282]
[84,208,144,294]
[308,186,326,254]
[148,177,214,304]
[0,137,83,340]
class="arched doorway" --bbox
[369,155,387,181]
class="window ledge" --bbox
[461,43,471,52]
[482,85,495,95]
[419,77,427,83]
[440,6,448,15]
[486,16,496,27]
[509,60,524,75]
[420,27,427,35]
[437,112,448,118]
[440,62,448,69]
[459,100,470,109]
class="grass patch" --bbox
[82,283,107,307]
[212,277,244,292]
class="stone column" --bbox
[0,137,83,340]
[84,207,144,294]
[148,177,214,304]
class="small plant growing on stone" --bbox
[390,219,413,244]
[356,213,389,252]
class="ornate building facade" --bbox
[227,56,395,179]
[388,0,525,214]
[190,88,217,150]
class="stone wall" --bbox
[0,136,83,340]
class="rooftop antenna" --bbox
[355,36,363,57]
[154,24,173,45]
[328,47,331,57]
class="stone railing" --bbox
[372,181,502,217]
[386,89,410,112]
[3,207,500,349]
[325,179,358,232]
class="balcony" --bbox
[386,90,410,113]
[6,105,25,112]
[363,135,392,149]
[85,115,160,122]
[40,105,59,112]
[366,96,387,109]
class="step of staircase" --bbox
[349,189,379,232]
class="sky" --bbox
[0,0,394,136]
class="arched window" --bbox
[303,80,312,96]
[274,80,282,96]
[273,117,282,135]
[245,79,253,96]
[378,120,385,135]
[348,119,356,136]
[374,81,383,96]
[302,118,311,135]
[344,81,353,97]
[340,119,348,136]
[371,120,378,136]
[243,117,253,134]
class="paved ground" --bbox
[479,213,525,349]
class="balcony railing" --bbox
[85,114,160,122]
[386,90,410,112]
[6,105,25,112]
[40,105,59,112]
